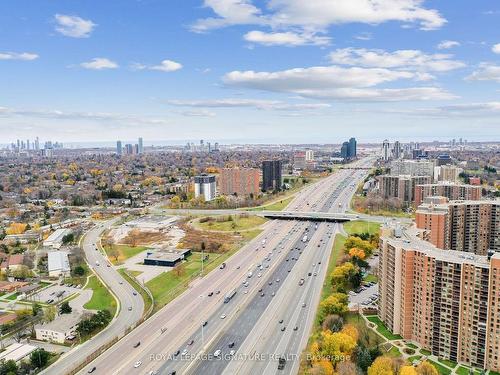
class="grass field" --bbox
[5,293,19,301]
[421,349,432,356]
[428,360,452,375]
[105,244,147,265]
[146,229,261,312]
[344,220,380,236]
[407,343,418,349]
[366,315,403,340]
[248,196,294,211]
[84,275,117,315]
[387,345,401,357]
[438,358,457,368]
[408,355,423,363]
[118,268,153,316]
[364,274,378,283]
[196,215,267,232]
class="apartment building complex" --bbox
[219,168,260,196]
[377,175,432,205]
[415,198,500,255]
[262,160,282,192]
[194,174,216,201]
[414,183,482,206]
[378,227,500,371]
[390,160,434,177]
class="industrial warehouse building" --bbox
[143,248,191,267]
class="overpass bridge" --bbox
[155,208,359,222]
[259,210,357,222]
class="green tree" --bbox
[32,303,42,316]
[30,348,50,368]
[73,265,86,276]
[0,359,18,374]
[59,301,72,314]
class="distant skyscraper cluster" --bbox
[340,137,357,160]
[116,137,144,156]
[185,140,220,153]
[8,137,63,157]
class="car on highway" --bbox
[260,293,265,297]
[216,290,221,294]
[128,307,132,311]
[119,281,123,285]
[174,350,180,357]
[188,339,194,345]
[133,291,137,296]
[228,341,235,348]
[229,350,235,356]
[134,361,142,368]
[203,321,208,326]
[182,349,188,355]
[279,319,283,324]
[87,367,97,374]
[302,303,307,307]
[281,326,286,332]
[293,326,299,331]
[133,342,140,348]
[220,314,226,319]
[208,291,214,297]
[214,349,221,357]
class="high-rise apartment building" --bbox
[414,183,482,206]
[219,168,260,196]
[415,198,500,255]
[194,174,216,201]
[348,137,357,158]
[305,150,314,161]
[377,175,432,204]
[382,139,390,161]
[392,140,401,159]
[116,140,122,156]
[262,160,282,192]
[138,137,143,154]
[390,160,434,177]
[378,226,500,372]
[434,165,463,183]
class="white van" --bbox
[214,349,221,357]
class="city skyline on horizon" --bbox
[1,1,500,142]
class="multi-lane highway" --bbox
[42,218,144,375]
[73,157,373,375]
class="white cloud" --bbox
[386,102,500,117]
[437,40,460,49]
[354,32,372,41]
[328,48,465,72]
[222,65,455,101]
[0,52,39,61]
[0,106,170,125]
[80,58,118,70]
[465,64,500,83]
[243,30,330,46]
[133,59,183,72]
[191,0,264,32]
[54,14,96,38]
[180,110,217,117]
[168,98,331,110]
[192,0,446,32]
[492,43,500,54]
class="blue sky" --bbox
[1,0,499,144]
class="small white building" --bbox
[35,312,81,344]
[0,343,37,363]
[47,251,71,277]
[43,228,71,249]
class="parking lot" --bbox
[31,283,83,305]
[348,282,378,309]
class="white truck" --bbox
[302,235,308,243]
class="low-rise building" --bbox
[0,254,25,272]
[43,228,72,249]
[35,311,82,344]
[143,248,191,267]
[47,251,71,277]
